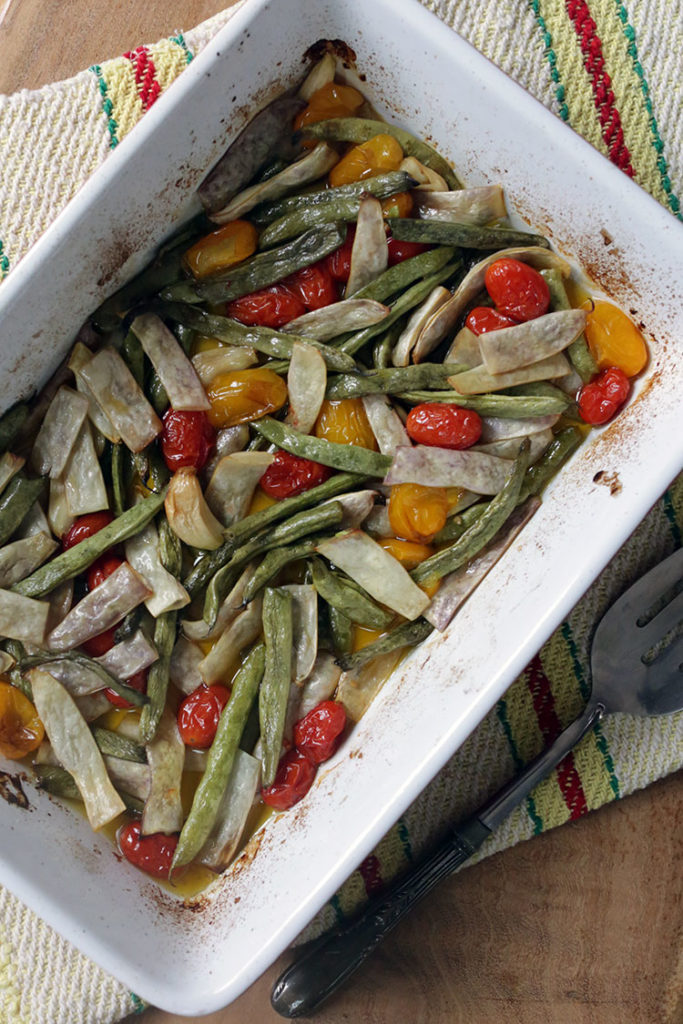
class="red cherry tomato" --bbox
[406,403,482,450]
[284,263,337,310]
[160,409,216,472]
[87,553,124,591]
[293,701,347,765]
[81,626,118,658]
[177,684,231,749]
[577,366,630,425]
[104,669,148,710]
[465,306,519,335]
[226,285,306,328]
[484,258,550,322]
[325,228,355,283]
[387,237,430,266]
[62,512,114,550]
[260,451,333,499]
[261,749,316,810]
[118,820,179,879]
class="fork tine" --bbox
[640,638,683,715]
[634,588,683,655]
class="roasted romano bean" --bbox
[336,617,433,671]
[241,536,331,604]
[518,426,583,503]
[145,445,171,493]
[397,391,570,417]
[91,727,147,764]
[253,418,392,476]
[111,443,126,517]
[19,652,149,708]
[172,642,266,869]
[373,322,403,369]
[433,502,489,544]
[120,330,145,387]
[325,362,465,400]
[259,588,294,787]
[302,118,461,189]
[2,639,31,699]
[140,518,182,743]
[350,247,456,304]
[386,217,550,251]
[309,557,393,630]
[34,763,144,813]
[541,269,597,383]
[0,403,29,456]
[12,489,167,598]
[0,475,46,546]
[250,171,414,224]
[328,604,353,658]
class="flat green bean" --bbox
[173,642,266,869]
[12,488,166,598]
[34,763,144,813]
[111,443,126,517]
[386,217,550,251]
[350,246,456,304]
[412,439,530,586]
[251,171,414,224]
[259,588,293,787]
[0,475,46,546]
[253,418,392,476]
[0,403,29,456]
[91,727,147,763]
[2,640,32,699]
[336,617,433,671]
[120,330,145,387]
[302,118,461,189]
[542,269,597,383]
[433,502,489,544]
[329,604,353,658]
[325,363,465,400]
[397,391,570,417]
[518,426,583,502]
[242,536,330,604]
[309,557,393,630]
[140,517,182,743]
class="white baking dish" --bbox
[0,0,681,1014]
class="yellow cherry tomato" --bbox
[388,482,449,544]
[352,625,388,652]
[205,368,287,428]
[380,191,414,218]
[314,399,378,449]
[184,220,258,280]
[329,134,404,188]
[248,486,277,514]
[0,682,44,760]
[294,82,364,132]
[377,536,435,570]
[582,299,648,377]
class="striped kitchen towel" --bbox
[0,1,681,1022]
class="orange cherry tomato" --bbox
[329,134,404,188]
[582,300,648,377]
[380,191,414,218]
[184,220,258,279]
[0,682,44,760]
[388,482,449,544]
[377,536,435,569]
[314,399,377,449]
[205,368,287,428]
[294,82,364,132]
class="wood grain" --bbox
[1,4,681,1022]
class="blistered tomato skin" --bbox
[62,512,114,550]
[183,220,258,279]
[161,410,216,472]
[465,306,519,335]
[328,133,404,188]
[583,300,648,377]
[484,258,550,322]
[388,482,449,544]
[118,821,179,879]
[293,82,364,132]
[315,399,378,450]
[206,368,288,429]
[293,701,347,765]
[226,285,306,328]
[0,682,45,760]
[284,263,337,311]
[387,238,430,266]
[260,451,333,499]
[177,684,231,749]
[261,749,316,810]
[87,553,124,592]
[105,669,148,710]
[578,366,630,425]
[406,403,482,450]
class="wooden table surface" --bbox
[1,4,681,1022]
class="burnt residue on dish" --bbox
[0,770,31,810]
[304,38,358,69]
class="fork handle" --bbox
[270,816,491,1019]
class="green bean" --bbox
[250,170,415,224]
[397,391,570,417]
[173,642,266,869]
[505,381,572,401]
[310,557,393,630]
[203,502,346,625]
[91,727,147,764]
[329,605,353,658]
[411,440,530,586]
[91,249,186,332]
[144,444,171,493]
[0,403,29,456]
[12,488,166,598]
[433,502,489,544]
[161,223,346,304]
[338,260,462,356]
[350,247,456,304]
[183,540,235,600]
[120,330,145,387]
[0,475,46,546]
[242,536,330,604]
[140,518,181,743]
[3,640,32,699]
[148,372,169,416]
[325,363,465,400]
[34,763,144,813]
[111,443,126,517]
[518,426,583,502]
[19,652,149,708]
[160,302,356,373]
[373,323,401,369]
[171,321,196,355]
[541,269,597,383]
[158,516,182,576]
[336,618,433,672]
[259,588,294,787]
[253,418,391,476]
[302,118,461,189]
[239,697,261,754]
[385,217,550,251]
[114,609,144,644]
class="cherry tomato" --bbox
[315,399,377,449]
[380,191,414,218]
[465,306,519,335]
[81,626,118,658]
[260,451,333,499]
[294,82,364,132]
[386,237,431,266]
[325,228,355,283]
[87,553,124,592]
[484,258,550,322]
[577,366,630,425]
[261,749,316,810]
[284,263,336,310]
[388,482,449,544]
[582,300,648,377]
[293,701,347,765]
[177,683,231,749]
[161,409,216,472]
[406,403,482,449]
[376,537,434,570]
[329,133,404,188]
[205,368,288,428]
[118,821,179,879]
[104,668,148,710]
[183,220,258,279]
[0,681,44,760]
[226,285,305,328]
[62,512,113,551]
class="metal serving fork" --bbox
[272,547,683,1018]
